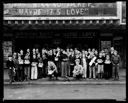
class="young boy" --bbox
[111,50,120,80]
[89,52,97,79]
[47,57,58,80]
[6,55,15,84]
[73,59,83,80]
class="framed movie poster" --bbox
[3,41,12,68]
[121,1,126,24]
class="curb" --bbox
[4,81,126,85]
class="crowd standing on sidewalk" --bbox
[6,47,121,84]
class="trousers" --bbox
[24,65,30,80]
[8,69,15,82]
[89,66,96,78]
[112,64,119,79]
[19,65,24,81]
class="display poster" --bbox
[3,41,12,68]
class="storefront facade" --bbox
[3,2,126,68]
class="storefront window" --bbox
[101,41,111,50]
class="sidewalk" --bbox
[4,68,126,85]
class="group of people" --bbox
[6,47,121,84]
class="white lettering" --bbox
[70,9,76,15]
[56,9,61,15]
[76,9,80,15]
[66,9,70,15]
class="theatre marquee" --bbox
[4,3,118,20]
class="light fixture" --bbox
[42,21,44,24]
[29,20,31,24]
[83,20,86,24]
[90,20,92,24]
[15,21,18,24]
[76,21,79,24]
[69,20,72,24]
[56,20,58,24]
[22,21,24,24]
[62,20,65,24]
[96,20,99,24]
[8,20,11,24]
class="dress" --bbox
[81,56,87,78]
[31,58,38,79]
[104,59,112,79]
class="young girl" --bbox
[73,59,83,80]
[97,52,104,79]
[31,55,38,80]
[104,55,112,79]
[37,57,43,79]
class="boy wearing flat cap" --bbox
[47,56,58,80]
[6,55,15,84]
[73,59,83,80]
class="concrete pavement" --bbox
[4,84,126,100]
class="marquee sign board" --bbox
[4,3,117,17]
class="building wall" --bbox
[3,2,126,68]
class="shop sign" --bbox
[4,3,117,17]
[63,32,96,38]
